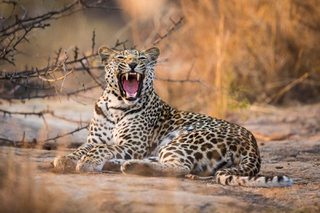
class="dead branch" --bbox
[0,137,37,148]
[0,0,124,65]
[0,37,128,101]
[0,108,52,117]
[0,39,128,81]
[0,107,89,149]
[0,0,80,65]
[91,29,96,54]
[79,54,105,89]
[264,72,310,104]
[0,84,100,102]
[155,77,202,84]
[0,124,88,149]
[153,17,184,45]
[0,108,89,124]
[38,70,73,82]
[79,0,121,11]
[44,124,89,142]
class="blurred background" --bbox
[0,0,319,143]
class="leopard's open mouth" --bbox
[118,72,144,101]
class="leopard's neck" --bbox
[97,88,165,123]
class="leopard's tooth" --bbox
[137,73,141,81]
[125,73,129,81]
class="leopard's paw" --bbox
[75,157,103,173]
[52,156,77,173]
[121,160,154,176]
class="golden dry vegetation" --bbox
[124,0,320,116]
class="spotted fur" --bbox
[53,47,293,187]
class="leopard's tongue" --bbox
[123,79,139,97]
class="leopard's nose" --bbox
[129,62,137,70]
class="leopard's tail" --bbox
[214,135,293,187]
[216,173,293,187]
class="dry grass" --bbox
[0,152,85,213]
[119,0,320,116]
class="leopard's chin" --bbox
[118,72,144,101]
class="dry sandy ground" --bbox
[0,101,319,213]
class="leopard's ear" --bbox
[144,47,160,61]
[98,46,117,64]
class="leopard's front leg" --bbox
[76,143,143,173]
[52,142,95,172]
[53,114,113,172]
[52,98,116,172]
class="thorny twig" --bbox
[264,72,310,104]
[0,108,90,124]
[155,77,202,84]
[153,17,184,45]
[38,70,74,82]
[0,37,128,101]
[44,124,89,142]
[0,124,89,148]
[155,61,208,87]
[0,107,89,148]
[91,29,96,54]
[0,0,80,65]
[79,54,105,89]
[0,84,100,102]
[0,39,128,81]
[79,0,121,10]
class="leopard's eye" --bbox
[138,55,147,60]
[116,55,125,60]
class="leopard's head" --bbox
[99,47,159,103]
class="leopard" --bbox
[53,46,293,187]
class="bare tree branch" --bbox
[0,124,88,149]
[0,84,100,102]
[0,0,80,65]
[79,0,121,10]
[155,77,202,84]
[43,124,89,142]
[0,39,128,81]
[153,17,184,45]
[0,108,90,124]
